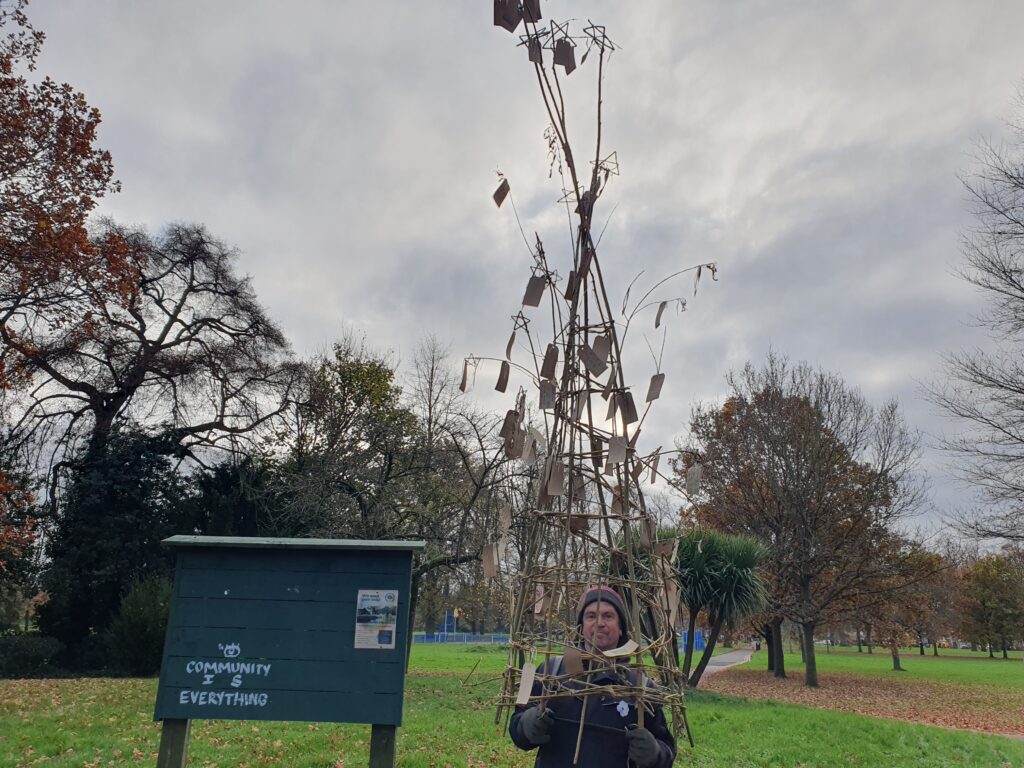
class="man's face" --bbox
[582,599,622,652]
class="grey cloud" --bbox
[25,0,1024,518]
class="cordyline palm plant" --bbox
[677,527,766,687]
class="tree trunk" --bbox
[681,609,698,678]
[989,644,995,659]
[764,623,775,673]
[802,622,819,687]
[771,619,786,679]
[918,635,925,655]
[689,613,726,687]
[798,628,806,663]
[932,643,939,656]
[891,643,903,671]
[866,623,873,654]
[1002,643,1009,660]
[856,628,863,653]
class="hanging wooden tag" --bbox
[523,275,546,307]
[574,392,588,420]
[649,450,661,484]
[686,464,703,495]
[646,373,665,402]
[522,436,537,465]
[553,38,576,73]
[568,514,589,534]
[540,343,559,380]
[601,364,617,400]
[606,394,618,421]
[547,461,566,496]
[516,662,537,705]
[533,584,547,614]
[563,270,578,302]
[603,640,639,658]
[608,436,627,465]
[618,392,639,425]
[539,379,556,410]
[655,300,667,328]
[562,647,583,676]
[493,176,511,205]
[580,343,608,376]
[499,409,517,439]
[482,542,499,578]
[527,36,542,63]
[496,360,510,392]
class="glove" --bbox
[519,706,553,745]
[625,726,662,768]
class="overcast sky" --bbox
[27,1,1024,525]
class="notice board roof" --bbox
[162,535,426,551]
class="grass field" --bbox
[830,645,1023,661]
[2,645,1023,767]
[749,648,1024,688]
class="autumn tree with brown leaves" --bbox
[675,354,925,687]
[854,548,948,671]
[960,553,1024,658]
[0,0,129,574]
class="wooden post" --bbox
[156,719,190,768]
[369,724,396,768]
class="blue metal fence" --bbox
[414,632,511,644]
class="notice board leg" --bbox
[157,718,191,768]
[369,724,396,768]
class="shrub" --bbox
[105,572,173,676]
[0,632,63,677]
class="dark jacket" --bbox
[509,658,676,768]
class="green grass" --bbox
[1,645,1023,767]
[755,647,1024,688]
[831,644,1023,661]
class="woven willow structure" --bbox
[471,4,716,753]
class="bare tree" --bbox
[928,96,1024,542]
[1,221,296,499]
[259,335,521,666]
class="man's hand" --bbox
[625,726,661,768]
[518,706,554,745]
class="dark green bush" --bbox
[105,572,172,676]
[0,632,63,677]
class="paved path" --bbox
[699,647,756,676]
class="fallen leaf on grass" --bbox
[702,668,1024,736]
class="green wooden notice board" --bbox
[154,536,424,727]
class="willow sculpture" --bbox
[467,3,718,755]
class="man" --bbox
[509,586,676,767]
